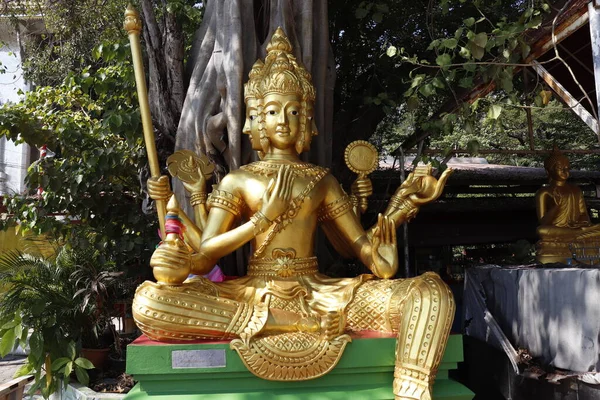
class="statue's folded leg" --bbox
[133,280,268,341]
[346,272,455,400]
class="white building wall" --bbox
[0,18,31,196]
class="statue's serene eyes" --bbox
[268,110,277,115]
[249,115,257,121]
[290,110,299,116]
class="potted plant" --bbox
[69,249,123,369]
[0,250,94,399]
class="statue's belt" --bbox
[248,256,318,278]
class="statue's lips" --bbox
[276,129,290,136]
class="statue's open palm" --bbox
[371,214,398,279]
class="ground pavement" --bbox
[0,354,26,384]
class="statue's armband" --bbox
[207,189,245,218]
[318,193,354,222]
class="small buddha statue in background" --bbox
[535,147,600,263]
[134,28,455,400]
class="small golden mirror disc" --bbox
[344,140,378,175]
[167,150,214,183]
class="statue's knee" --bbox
[412,273,455,314]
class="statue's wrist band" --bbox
[250,211,272,235]
[190,191,207,206]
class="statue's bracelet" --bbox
[190,191,207,206]
[250,211,272,236]
[389,194,417,211]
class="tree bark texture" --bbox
[140,0,185,148]
[176,0,335,181]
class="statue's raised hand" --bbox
[181,162,207,195]
[370,214,398,279]
[406,168,453,206]
[260,165,294,221]
[147,175,172,201]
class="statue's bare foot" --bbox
[263,308,319,334]
[294,316,320,333]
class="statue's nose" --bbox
[277,110,287,124]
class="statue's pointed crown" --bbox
[544,144,569,171]
[244,27,315,102]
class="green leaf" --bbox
[468,42,485,60]
[51,357,71,372]
[1,319,18,330]
[386,46,397,57]
[427,39,441,51]
[74,366,89,386]
[372,12,383,23]
[526,16,542,29]
[66,341,76,360]
[13,324,22,341]
[74,357,94,370]
[406,96,420,111]
[454,27,464,40]
[28,331,43,359]
[0,329,16,357]
[14,362,33,377]
[465,120,475,135]
[459,46,471,59]
[521,42,531,60]
[464,17,475,27]
[501,77,514,92]
[472,32,488,48]
[487,104,503,119]
[459,76,473,88]
[542,3,551,12]
[432,77,445,89]
[418,83,436,97]
[64,361,73,377]
[442,38,458,49]
[467,139,480,154]
[355,7,368,19]
[436,53,452,66]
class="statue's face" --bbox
[549,160,570,181]
[243,97,261,150]
[263,93,301,151]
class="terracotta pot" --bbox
[81,347,110,370]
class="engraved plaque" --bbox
[171,349,226,369]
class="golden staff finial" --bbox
[124,4,166,238]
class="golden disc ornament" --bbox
[344,140,379,176]
[167,150,215,183]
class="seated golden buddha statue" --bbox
[536,147,600,264]
[133,28,454,400]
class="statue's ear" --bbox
[301,119,317,151]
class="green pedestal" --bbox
[125,333,474,400]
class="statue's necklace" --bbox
[241,160,326,178]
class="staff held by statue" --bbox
[123,4,166,238]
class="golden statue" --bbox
[536,147,600,264]
[132,28,455,400]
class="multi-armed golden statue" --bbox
[536,147,600,264]
[131,26,454,400]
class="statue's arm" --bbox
[320,175,397,278]
[536,189,560,226]
[577,188,592,224]
[192,208,256,274]
[193,166,294,274]
[366,169,453,237]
